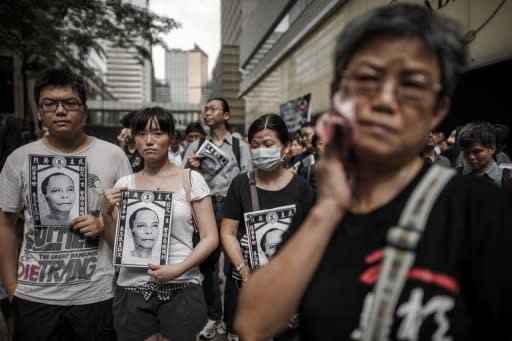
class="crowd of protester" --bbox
[1,3,511,341]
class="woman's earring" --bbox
[281,147,290,161]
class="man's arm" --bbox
[182,140,203,169]
[0,210,20,301]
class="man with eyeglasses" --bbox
[235,3,512,340]
[421,130,451,168]
[0,68,132,340]
[183,97,252,340]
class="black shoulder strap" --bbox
[232,136,241,168]
[502,168,511,186]
[247,171,260,211]
[195,137,206,153]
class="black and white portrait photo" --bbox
[244,204,297,269]
[260,228,285,259]
[41,172,76,225]
[29,155,87,228]
[196,140,229,182]
[114,190,173,267]
[128,207,160,259]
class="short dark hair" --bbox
[131,107,175,136]
[41,172,73,195]
[185,121,206,136]
[120,111,137,128]
[129,207,158,230]
[458,121,496,149]
[291,134,307,148]
[34,68,87,105]
[334,3,466,98]
[260,228,284,254]
[207,97,230,113]
[495,124,510,148]
[248,114,290,145]
[300,121,315,130]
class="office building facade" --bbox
[238,0,512,132]
[105,0,153,103]
[165,45,208,105]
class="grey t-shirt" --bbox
[0,138,132,305]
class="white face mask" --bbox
[251,147,283,170]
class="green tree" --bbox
[0,0,179,121]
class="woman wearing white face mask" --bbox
[220,114,315,340]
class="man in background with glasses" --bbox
[0,68,131,340]
[183,97,252,340]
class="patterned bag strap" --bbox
[181,168,198,232]
[363,164,456,341]
[247,171,260,211]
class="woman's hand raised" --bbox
[100,187,126,215]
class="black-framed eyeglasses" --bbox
[342,66,441,107]
[39,98,83,112]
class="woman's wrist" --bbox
[311,199,345,229]
[235,261,247,272]
[173,262,186,277]
[240,266,251,282]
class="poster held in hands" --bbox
[280,93,312,133]
[244,204,297,269]
[29,154,87,228]
[113,190,173,267]
[196,140,230,182]
[20,155,99,287]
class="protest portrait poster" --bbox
[244,204,297,269]
[113,190,173,267]
[196,140,230,182]
[19,154,97,287]
[279,93,312,133]
[29,155,87,228]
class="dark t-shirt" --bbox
[297,163,512,340]
[223,172,315,275]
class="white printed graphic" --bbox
[351,289,454,340]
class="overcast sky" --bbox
[149,0,221,80]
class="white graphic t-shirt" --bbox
[0,138,132,305]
